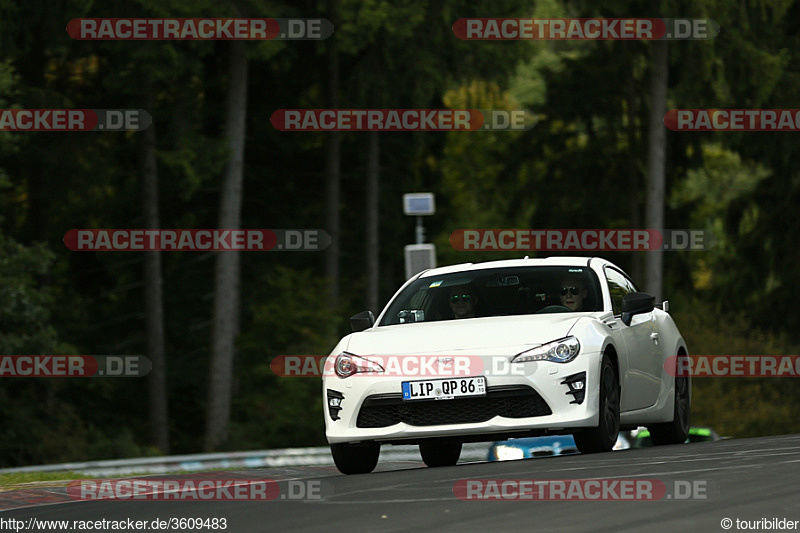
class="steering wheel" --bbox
[536,305,573,314]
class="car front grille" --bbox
[356,385,552,428]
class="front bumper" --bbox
[323,352,603,445]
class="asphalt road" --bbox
[3,434,800,532]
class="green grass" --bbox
[0,466,258,489]
[0,471,94,488]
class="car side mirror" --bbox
[350,310,375,332]
[621,292,655,326]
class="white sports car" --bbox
[323,257,690,474]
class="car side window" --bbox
[605,267,634,316]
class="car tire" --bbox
[648,356,691,445]
[330,442,380,475]
[419,439,462,467]
[574,357,620,454]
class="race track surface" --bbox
[3,434,800,532]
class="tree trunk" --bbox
[627,74,643,283]
[366,131,379,313]
[205,39,248,451]
[324,0,341,313]
[141,96,169,453]
[644,40,668,301]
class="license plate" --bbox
[402,376,486,401]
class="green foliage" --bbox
[0,0,799,466]
[0,372,163,466]
[231,266,342,449]
[432,80,531,265]
[0,233,61,354]
[671,295,800,438]
[670,143,771,292]
[0,234,160,467]
[671,144,771,220]
[242,265,341,355]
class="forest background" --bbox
[1,0,798,467]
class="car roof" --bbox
[417,256,605,278]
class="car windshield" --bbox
[379,266,603,326]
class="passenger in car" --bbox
[448,284,478,319]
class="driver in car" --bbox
[559,279,587,311]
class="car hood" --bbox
[343,314,584,356]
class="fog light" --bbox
[561,372,587,405]
[327,390,344,420]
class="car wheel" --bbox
[574,357,620,454]
[419,439,462,467]
[330,442,380,475]
[648,356,691,445]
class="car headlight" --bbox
[511,336,580,364]
[334,352,384,378]
[492,444,525,461]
